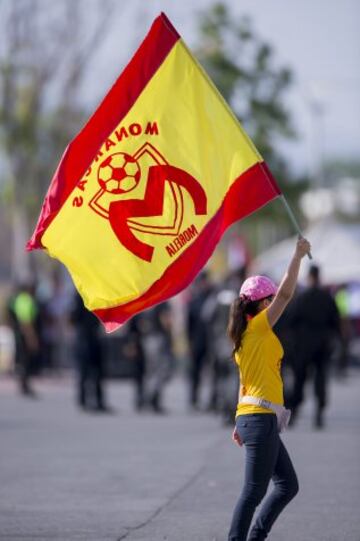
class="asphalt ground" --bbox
[0,369,359,541]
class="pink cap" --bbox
[239,275,277,302]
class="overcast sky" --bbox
[85,0,360,178]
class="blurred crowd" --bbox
[1,264,359,429]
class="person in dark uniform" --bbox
[7,283,40,397]
[126,315,147,412]
[186,271,214,410]
[131,303,174,413]
[71,293,112,413]
[289,265,341,428]
[144,302,174,413]
[206,280,237,422]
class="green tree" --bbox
[196,3,308,251]
[324,159,360,185]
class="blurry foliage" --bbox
[0,0,114,277]
[324,159,360,184]
[323,158,360,223]
[195,3,309,247]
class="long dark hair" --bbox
[227,295,262,360]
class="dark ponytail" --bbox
[227,295,261,360]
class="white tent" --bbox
[251,219,360,285]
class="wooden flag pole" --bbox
[279,194,312,260]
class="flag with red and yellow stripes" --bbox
[27,13,281,332]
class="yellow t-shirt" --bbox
[235,308,284,417]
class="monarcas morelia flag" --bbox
[27,13,281,332]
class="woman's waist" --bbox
[238,388,284,404]
[236,390,284,417]
[236,412,277,419]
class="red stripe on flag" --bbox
[27,13,179,250]
[94,162,282,332]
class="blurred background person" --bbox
[186,270,214,411]
[137,302,175,414]
[273,296,300,410]
[289,264,341,428]
[6,282,40,397]
[205,269,245,422]
[71,293,113,413]
[40,271,72,373]
[126,315,147,412]
[334,284,351,378]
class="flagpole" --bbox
[279,194,312,260]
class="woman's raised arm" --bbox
[267,237,311,328]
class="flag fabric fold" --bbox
[27,12,281,332]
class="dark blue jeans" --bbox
[228,413,299,541]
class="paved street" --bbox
[1,369,360,541]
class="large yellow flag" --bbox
[27,13,281,332]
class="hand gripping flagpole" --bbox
[279,194,312,260]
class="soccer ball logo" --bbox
[89,142,208,262]
[98,152,141,194]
